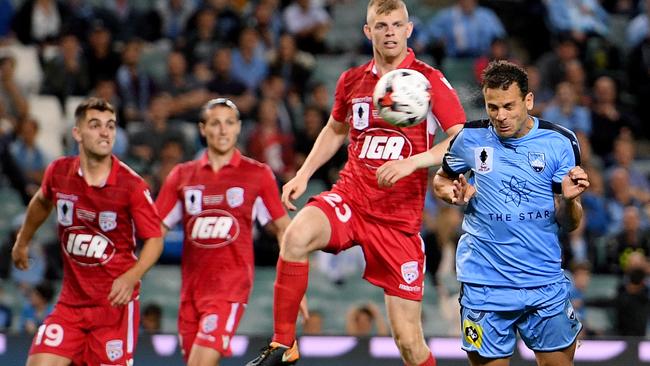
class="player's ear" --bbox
[198,121,206,137]
[406,21,413,38]
[71,126,82,143]
[363,24,372,41]
[525,92,534,112]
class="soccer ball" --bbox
[373,68,431,127]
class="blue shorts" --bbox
[459,281,582,358]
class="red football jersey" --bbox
[41,155,162,306]
[330,49,466,233]
[155,150,286,303]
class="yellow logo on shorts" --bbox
[463,319,483,348]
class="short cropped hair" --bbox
[367,0,407,19]
[74,97,115,125]
[481,60,529,98]
[199,98,240,123]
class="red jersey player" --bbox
[155,98,291,366]
[246,1,466,365]
[11,97,163,366]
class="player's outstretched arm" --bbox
[433,169,475,205]
[108,236,163,307]
[555,166,590,232]
[376,124,462,188]
[12,189,53,270]
[282,116,349,210]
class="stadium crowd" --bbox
[0,0,650,338]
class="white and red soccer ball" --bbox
[373,68,431,128]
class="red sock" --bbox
[408,353,436,366]
[272,258,309,346]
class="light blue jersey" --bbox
[443,117,580,290]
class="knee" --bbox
[393,332,427,364]
[280,227,311,261]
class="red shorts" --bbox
[178,298,246,360]
[308,190,426,301]
[29,300,139,365]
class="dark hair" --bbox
[74,97,115,125]
[199,98,240,123]
[481,60,529,97]
[34,282,55,303]
[143,303,162,317]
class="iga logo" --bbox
[62,227,116,266]
[187,209,240,248]
[354,128,413,169]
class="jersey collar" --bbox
[74,155,119,187]
[365,48,416,75]
[199,148,242,168]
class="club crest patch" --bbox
[400,261,419,284]
[202,314,218,334]
[106,339,123,361]
[528,152,546,172]
[474,147,493,174]
[185,189,203,215]
[98,211,117,232]
[226,187,244,208]
[352,102,370,130]
[57,199,74,226]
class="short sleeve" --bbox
[552,133,581,194]
[442,129,470,176]
[130,179,162,240]
[40,161,57,201]
[330,70,349,123]
[428,69,466,131]
[155,164,183,228]
[254,165,286,226]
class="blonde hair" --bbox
[367,0,408,23]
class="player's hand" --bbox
[562,166,590,201]
[282,174,309,211]
[299,295,309,322]
[11,242,30,270]
[376,159,417,188]
[108,271,139,307]
[450,174,476,206]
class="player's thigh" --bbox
[85,300,139,365]
[28,304,85,364]
[460,306,519,360]
[534,340,577,366]
[26,353,72,366]
[283,205,332,253]
[467,352,511,366]
[385,294,425,343]
[187,344,221,366]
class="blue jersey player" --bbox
[434,60,590,366]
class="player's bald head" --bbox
[366,0,408,24]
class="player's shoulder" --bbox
[411,58,441,76]
[536,119,578,144]
[239,154,274,174]
[463,119,491,129]
[115,159,148,184]
[340,62,369,83]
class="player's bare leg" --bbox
[187,344,220,366]
[26,353,72,366]
[246,206,331,366]
[534,340,577,366]
[467,352,511,366]
[385,295,435,366]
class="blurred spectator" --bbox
[535,35,580,92]
[0,132,33,205]
[606,138,650,198]
[544,0,609,41]
[116,38,156,123]
[563,59,589,106]
[11,0,69,45]
[155,0,196,41]
[246,98,294,181]
[607,206,650,273]
[417,0,506,59]
[306,81,331,112]
[606,168,647,236]
[568,261,592,331]
[302,309,323,335]
[542,81,592,137]
[160,50,208,121]
[0,0,13,39]
[627,37,650,137]
[294,105,345,188]
[231,27,269,91]
[19,282,54,334]
[10,117,47,186]
[151,137,186,194]
[268,33,315,98]
[185,0,242,46]
[84,20,121,88]
[626,0,650,49]
[602,0,642,16]
[582,167,611,256]
[345,302,389,336]
[96,0,160,42]
[590,76,640,158]
[473,38,520,84]
[0,286,12,331]
[314,245,365,285]
[614,261,649,336]
[248,0,283,50]
[259,74,299,133]
[41,33,91,107]
[182,8,225,69]
[88,78,121,122]
[0,54,29,122]
[141,302,162,333]
[283,0,331,54]
[526,65,553,117]
[206,47,256,117]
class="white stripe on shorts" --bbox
[225,303,240,333]
[127,300,134,353]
